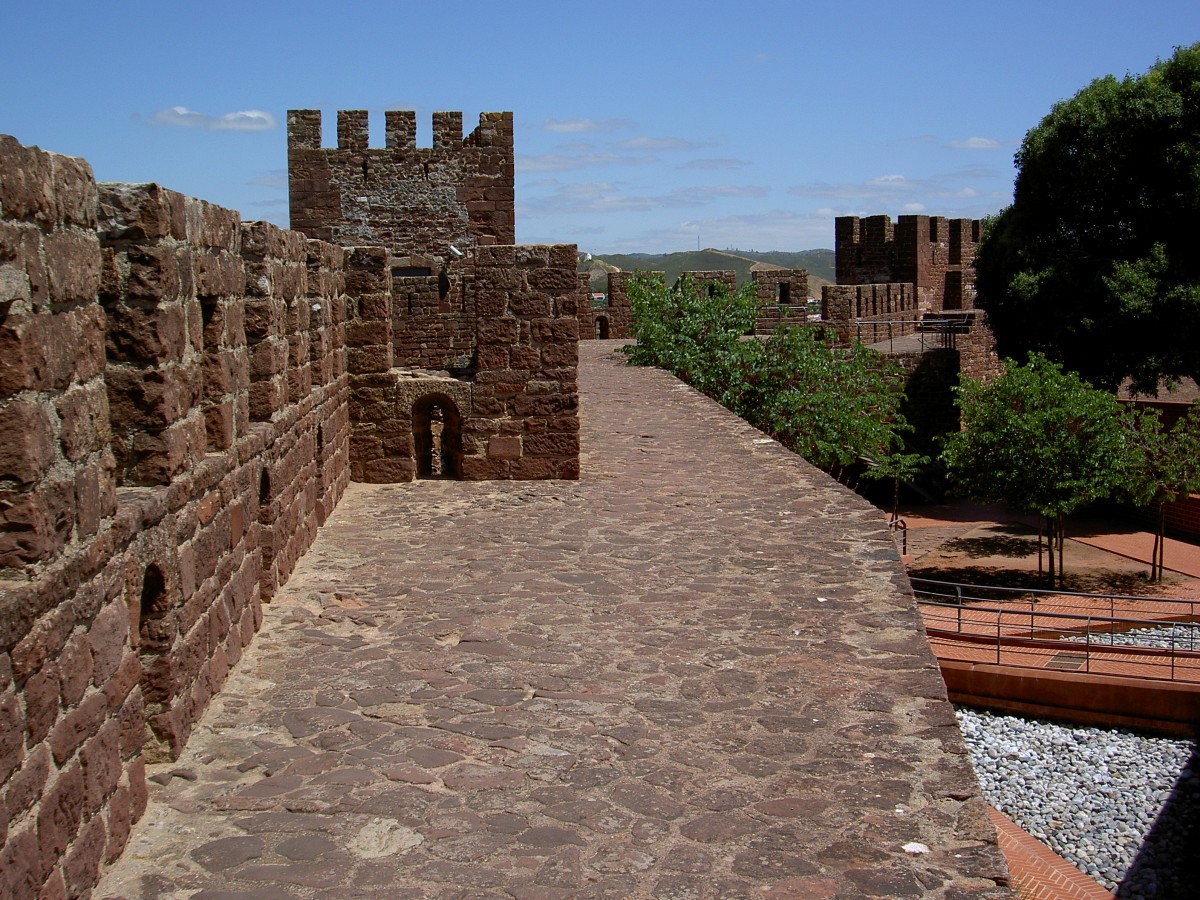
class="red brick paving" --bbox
[987,806,1114,900]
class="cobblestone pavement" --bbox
[95,341,1009,898]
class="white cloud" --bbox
[518,181,769,217]
[620,136,707,151]
[681,158,752,171]
[543,118,633,133]
[214,110,277,132]
[950,136,1001,150]
[150,106,277,132]
[516,150,658,173]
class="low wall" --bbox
[940,659,1200,738]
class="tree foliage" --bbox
[941,354,1129,584]
[1118,405,1200,580]
[624,272,916,482]
[975,43,1200,393]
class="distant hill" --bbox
[579,248,835,295]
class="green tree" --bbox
[1118,405,1200,581]
[624,273,916,485]
[941,354,1129,586]
[975,43,1200,394]
[729,324,912,481]
[624,272,757,404]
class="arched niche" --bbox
[413,393,464,479]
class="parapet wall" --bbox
[821,283,918,344]
[578,271,633,340]
[836,214,980,313]
[751,267,809,334]
[0,135,350,898]
[287,109,515,261]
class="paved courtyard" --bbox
[96,341,1008,898]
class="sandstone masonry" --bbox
[0,135,350,898]
[288,110,579,484]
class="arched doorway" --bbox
[595,315,610,339]
[413,394,464,479]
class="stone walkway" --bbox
[95,341,1009,898]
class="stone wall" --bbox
[677,269,736,296]
[578,271,633,340]
[836,214,981,313]
[348,245,581,482]
[287,109,514,260]
[751,267,809,334]
[821,282,918,344]
[0,135,349,899]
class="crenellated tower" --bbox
[287,109,515,263]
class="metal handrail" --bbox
[853,317,965,352]
[911,576,1200,621]
[919,599,1200,683]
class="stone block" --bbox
[97,183,178,243]
[0,400,54,484]
[0,689,23,783]
[487,435,521,460]
[63,813,106,897]
[81,718,121,816]
[0,478,74,566]
[104,299,188,366]
[43,230,100,305]
[0,825,40,899]
[56,381,110,463]
[509,292,552,318]
[105,781,131,863]
[36,762,84,878]
[524,432,579,458]
[460,456,510,480]
[0,135,56,227]
[24,663,60,744]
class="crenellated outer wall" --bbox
[0,135,353,898]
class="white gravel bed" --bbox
[956,707,1199,897]
[1061,623,1200,651]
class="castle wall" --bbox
[820,283,918,344]
[751,268,809,334]
[0,135,349,899]
[676,269,736,295]
[287,110,515,261]
[347,245,581,483]
[836,214,980,313]
[578,271,633,340]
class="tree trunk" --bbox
[1037,520,1044,579]
[1057,513,1065,588]
[1152,501,1161,585]
[1045,515,1056,587]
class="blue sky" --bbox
[4,1,1198,253]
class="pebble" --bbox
[1061,623,1200,651]
[956,707,1198,897]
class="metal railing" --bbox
[853,317,969,352]
[915,578,1200,683]
[912,577,1200,621]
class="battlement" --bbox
[288,108,515,259]
[835,213,982,313]
[287,109,513,153]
